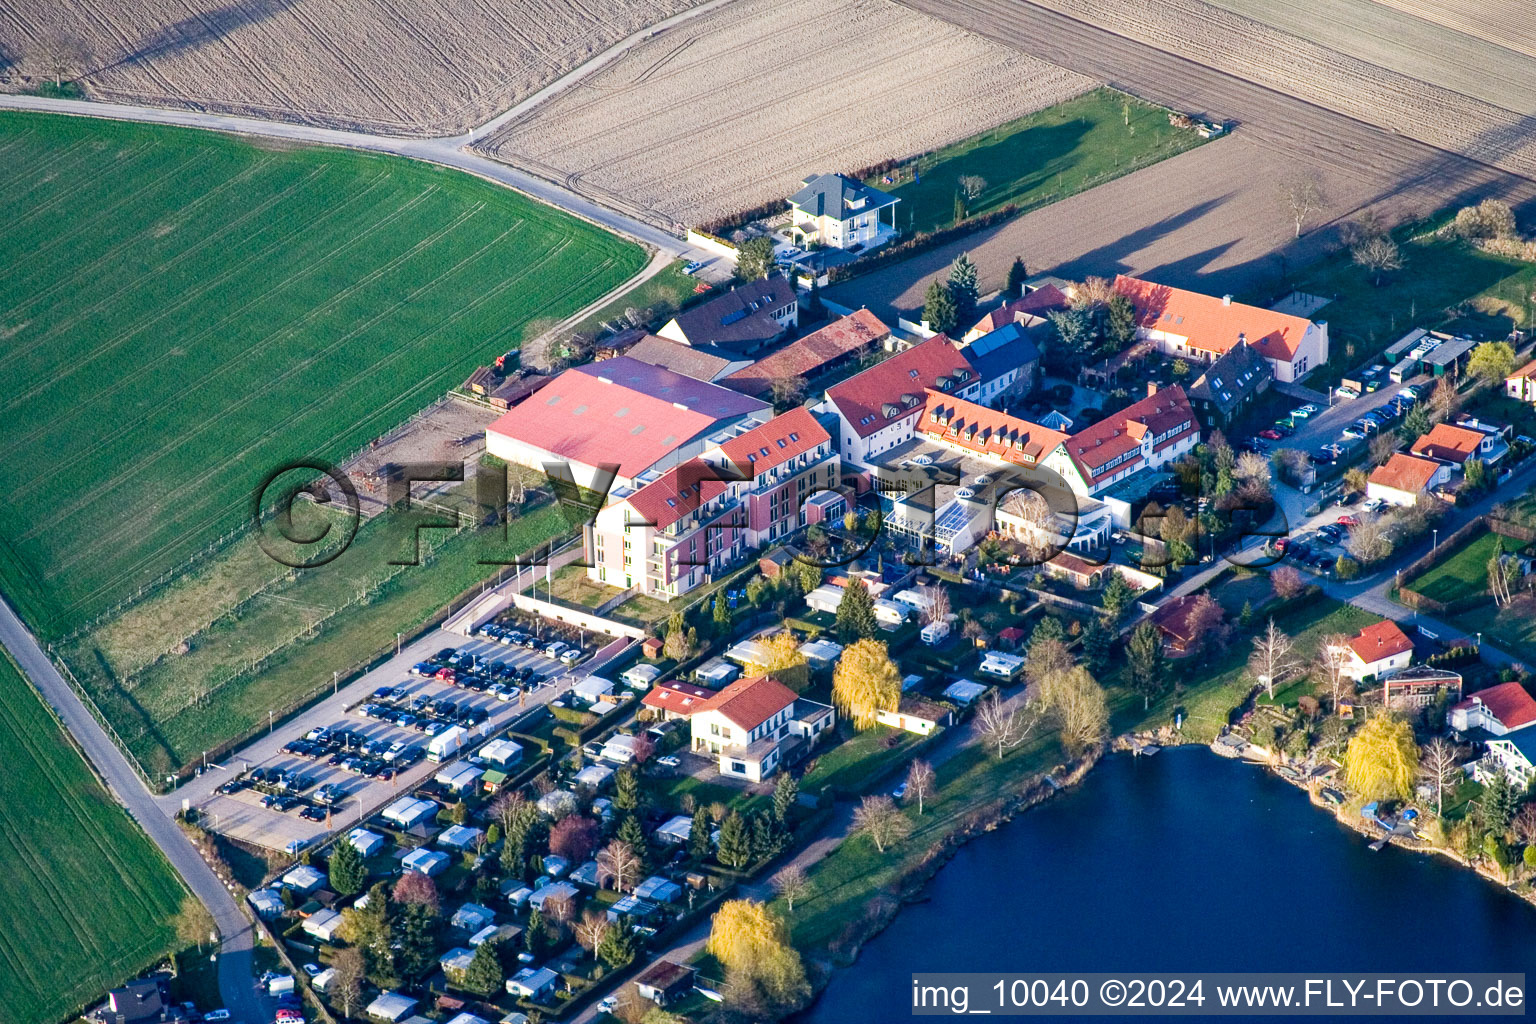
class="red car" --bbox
[1336,515,1359,528]
[434,666,457,683]
[1258,428,1283,440]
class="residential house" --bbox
[1367,453,1450,507]
[485,357,770,492]
[1149,595,1201,654]
[1185,339,1273,429]
[961,284,1070,342]
[705,406,839,547]
[722,308,890,399]
[1042,550,1111,587]
[1450,682,1536,736]
[788,173,900,250]
[1506,359,1536,402]
[646,674,833,781]
[625,334,751,382]
[91,978,176,1024]
[1059,386,1199,497]
[1381,665,1462,712]
[1477,731,1536,788]
[1330,621,1414,681]
[876,696,953,735]
[1112,275,1329,383]
[634,960,697,1006]
[506,967,560,1002]
[958,321,1042,408]
[822,336,981,468]
[1410,422,1505,467]
[642,680,717,722]
[656,276,798,354]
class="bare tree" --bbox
[904,758,935,815]
[851,795,912,853]
[1315,635,1354,711]
[30,31,90,88]
[329,947,364,1019]
[957,174,988,201]
[1512,803,1536,847]
[921,584,951,626]
[975,690,1042,760]
[772,864,811,913]
[1278,171,1325,238]
[1271,564,1306,601]
[1346,515,1392,565]
[1352,235,1403,286]
[575,908,611,952]
[770,373,808,409]
[1248,618,1299,700]
[597,839,642,894]
[1418,738,1460,816]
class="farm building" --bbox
[657,276,798,354]
[722,309,890,398]
[627,334,751,381]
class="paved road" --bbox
[0,598,270,1024]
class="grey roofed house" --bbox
[366,991,418,1023]
[625,334,749,382]
[656,276,797,353]
[790,172,900,220]
[1186,339,1272,427]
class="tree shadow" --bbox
[86,0,295,79]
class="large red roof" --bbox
[723,309,889,398]
[642,680,717,714]
[1410,423,1484,463]
[1064,385,1195,484]
[1347,620,1413,665]
[486,358,767,480]
[640,675,797,732]
[620,459,730,531]
[826,336,974,438]
[1369,453,1441,494]
[1113,275,1314,363]
[715,407,830,479]
[1453,682,1536,731]
[919,390,1068,466]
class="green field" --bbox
[0,653,187,1022]
[871,88,1206,234]
[1407,530,1499,604]
[0,112,645,641]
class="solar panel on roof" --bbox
[720,309,749,326]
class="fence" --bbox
[46,649,155,789]
[1393,515,1490,616]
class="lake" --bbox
[802,748,1536,1020]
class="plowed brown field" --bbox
[0,0,705,134]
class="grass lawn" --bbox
[870,88,1205,234]
[531,562,625,610]
[1269,231,1536,389]
[565,258,706,338]
[63,502,570,775]
[1406,529,1498,604]
[0,653,188,1022]
[641,775,768,816]
[800,725,924,796]
[0,111,644,641]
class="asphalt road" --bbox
[0,597,270,1024]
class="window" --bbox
[730,761,747,775]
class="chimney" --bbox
[1147,381,1161,398]
[1222,294,1232,306]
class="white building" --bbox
[643,675,834,781]
[1327,621,1414,681]
[788,172,900,251]
[1367,453,1451,507]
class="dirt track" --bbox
[833,0,1536,321]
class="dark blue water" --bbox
[804,748,1536,1021]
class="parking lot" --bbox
[190,622,596,852]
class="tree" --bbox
[329,947,365,1018]
[689,805,712,860]
[1248,618,1298,700]
[1347,516,1392,565]
[962,618,988,647]
[923,278,957,333]
[597,838,642,894]
[904,759,935,815]
[835,578,879,641]
[717,810,752,869]
[524,908,554,960]
[736,236,776,280]
[948,252,980,324]
[1482,770,1518,835]
[1004,256,1028,298]
[328,837,368,896]
[1099,570,1135,621]
[747,630,810,691]
[772,771,799,825]
[851,794,912,853]
[975,690,1042,760]
[1315,635,1354,710]
[957,175,987,202]
[393,870,439,912]
[1183,593,1227,660]
[707,900,810,1010]
[772,864,811,912]
[1467,341,1517,389]
[1278,171,1325,238]
[713,591,733,635]
[769,373,808,410]
[1038,666,1109,755]
[1511,803,1536,847]
[461,939,505,997]
[550,814,600,863]
[1401,402,1431,440]
[832,638,901,729]
[1080,615,1114,675]
[1343,714,1418,802]
[575,908,611,952]
[598,918,640,969]
[613,767,643,813]
[663,610,693,661]
[1351,235,1403,286]
[953,189,966,225]
[1106,291,1138,351]
[1418,738,1460,816]
[341,883,396,986]
[1126,621,1167,705]
[1453,198,1517,240]
[391,900,442,982]
[616,814,651,877]
[921,584,951,626]
[1271,564,1305,601]
[29,31,90,88]
[1488,535,1515,606]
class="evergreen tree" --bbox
[328,837,368,896]
[835,578,879,642]
[1099,572,1135,621]
[713,591,732,635]
[344,882,397,988]
[953,190,966,225]
[613,767,642,813]
[1127,621,1167,703]
[616,814,651,873]
[1080,615,1113,676]
[922,279,957,334]
[597,919,640,970]
[1238,600,1255,627]
[390,901,441,982]
[806,276,825,318]
[947,251,980,325]
[717,810,752,869]
[1004,256,1027,298]
[771,772,799,826]
[461,940,505,997]
[1106,292,1138,350]
[750,811,782,861]
[1029,615,1065,648]
[689,805,712,860]
[524,909,553,960]
[1482,771,1517,834]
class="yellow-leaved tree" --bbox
[832,638,900,729]
[707,899,810,1010]
[1344,714,1418,802]
[747,630,810,691]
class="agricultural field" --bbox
[0,112,643,642]
[0,653,188,1023]
[0,0,706,134]
[1012,0,1536,180]
[478,0,1095,227]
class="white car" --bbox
[598,996,619,1014]
[203,1012,231,1023]
[302,962,322,977]
[1363,497,1388,513]
[656,755,681,768]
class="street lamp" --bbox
[268,709,274,735]
[1432,528,1438,553]
[396,632,403,655]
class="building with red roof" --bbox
[484,357,770,491]
[722,309,890,399]
[1112,275,1329,383]
[1410,422,1499,465]
[1061,385,1198,495]
[644,674,835,781]
[1450,681,1536,737]
[1367,453,1450,507]
[1506,358,1536,403]
[822,335,981,466]
[1330,620,1415,680]
[961,284,1069,342]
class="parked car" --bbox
[682,261,705,275]
[559,648,583,666]
[1336,385,1360,399]
[1259,428,1283,440]
[1316,524,1342,544]
[1337,515,1360,528]
[656,755,681,768]
[1363,497,1388,513]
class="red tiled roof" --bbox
[699,675,798,732]
[641,680,716,714]
[1113,275,1315,363]
[920,390,1068,466]
[1369,453,1441,494]
[621,459,730,530]
[1410,423,1484,463]
[1453,682,1536,731]
[486,358,767,480]
[966,284,1069,335]
[1149,595,1200,643]
[1508,359,1536,382]
[826,336,974,438]
[715,407,830,479]
[723,309,889,397]
[1347,620,1413,665]
[1065,385,1195,484]
[1046,551,1104,580]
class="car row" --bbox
[471,624,587,666]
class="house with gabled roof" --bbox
[1367,453,1449,507]
[1061,385,1199,497]
[626,334,750,382]
[646,675,833,781]
[722,309,890,398]
[959,321,1042,408]
[1185,339,1272,429]
[1410,422,1504,467]
[1450,681,1536,736]
[1328,620,1414,681]
[1506,358,1536,403]
[1112,275,1328,383]
[821,335,981,466]
[657,276,798,354]
[961,284,1069,342]
[788,173,900,251]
